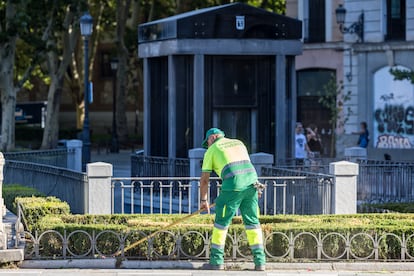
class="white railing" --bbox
[111,176,334,215]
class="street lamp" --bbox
[335,4,364,42]
[80,11,93,171]
[110,58,119,153]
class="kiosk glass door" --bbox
[213,109,257,152]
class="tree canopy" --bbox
[1,0,286,151]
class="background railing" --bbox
[131,153,190,177]
[357,159,414,204]
[4,148,71,167]
[269,158,414,205]
[274,157,338,174]
[111,175,334,215]
[261,168,334,215]
[4,161,87,214]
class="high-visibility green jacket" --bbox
[202,137,257,191]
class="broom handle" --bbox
[115,203,216,256]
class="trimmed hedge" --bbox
[363,202,414,213]
[33,213,414,260]
[16,196,70,232]
[3,184,44,214]
[17,197,414,260]
[35,213,414,233]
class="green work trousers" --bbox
[210,185,266,266]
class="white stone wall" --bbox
[344,0,383,43]
[342,49,359,135]
[346,0,414,42]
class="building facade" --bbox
[288,0,414,160]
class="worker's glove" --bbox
[254,181,266,198]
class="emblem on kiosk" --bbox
[236,16,245,30]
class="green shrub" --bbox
[15,199,414,261]
[362,202,414,213]
[28,213,414,260]
[3,184,44,214]
[16,196,70,232]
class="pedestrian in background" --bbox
[306,124,323,170]
[306,124,323,157]
[353,121,369,148]
[295,122,310,167]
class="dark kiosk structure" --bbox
[138,3,302,161]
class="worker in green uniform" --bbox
[199,128,266,271]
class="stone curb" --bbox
[0,249,24,263]
[19,259,414,271]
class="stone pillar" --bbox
[0,153,6,249]
[66,139,82,172]
[275,54,287,161]
[168,55,176,160]
[193,54,205,147]
[329,161,359,214]
[189,148,206,212]
[86,162,113,214]
[344,146,367,162]
[143,58,151,155]
[250,152,274,177]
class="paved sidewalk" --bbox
[0,268,414,275]
[14,260,414,275]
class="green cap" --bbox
[202,128,225,148]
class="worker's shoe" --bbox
[255,264,266,271]
[201,263,224,270]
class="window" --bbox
[385,0,405,40]
[304,0,326,43]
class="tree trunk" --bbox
[40,4,79,149]
[115,0,132,144]
[0,39,17,152]
[117,53,129,143]
[41,77,63,149]
[0,87,16,152]
[0,2,20,151]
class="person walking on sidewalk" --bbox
[199,128,266,271]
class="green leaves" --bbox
[318,75,349,126]
[317,74,352,156]
[389,67,414,84]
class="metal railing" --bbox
[4,148,71,167]
[15,228,414,261]
[4,161,87,214]
[131,154,190,177]
[270,159,414,205]
[261,168,334,214]
[111,175,334,215]
[274,157,339,174]
[357,159,414,204]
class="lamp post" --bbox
[335,4,364,42]
[110,58,119,153]
[80,12,93,171]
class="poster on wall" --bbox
[373,66,414,149]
